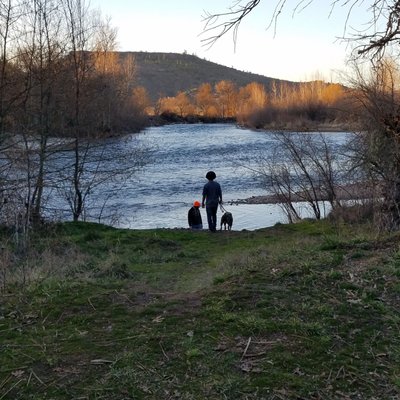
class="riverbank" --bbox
[234,182,374,205]
[147,114,236,126]
[146,114,354,133]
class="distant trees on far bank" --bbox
[0,2,148,139]
[153,78,349,130]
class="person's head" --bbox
[193,200,201,208]
[205,171,216,181]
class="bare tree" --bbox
[0,0,24,137]
[237,82,267,125]
[347,59,400,230]
[195,83,216,117]
[215,80,237,118]
[0,0,149,229]
[52,138,150,224]
[0,0,23,224]
[174,91,193,117]
[12,0,69,227]
[263,161,302,223]
[256,132,346,222]
[61,0,98,221]
[202,0,400,60]
[131,86,151,116]
[203,0,400,231]
[54,2,147,222]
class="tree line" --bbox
[155,79,347,129]
[0,1,147,138]
[0,0,149,245]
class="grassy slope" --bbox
[1,221,400,399]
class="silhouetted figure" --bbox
[202,171,222,232]
[188,200,203,230]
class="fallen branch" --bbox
[241,337,252,360]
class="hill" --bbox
[121,51,288,101]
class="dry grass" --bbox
[0,220,399,399]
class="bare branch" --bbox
[201,0,261,49]
[201,0,400,60]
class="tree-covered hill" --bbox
[122,51,289,101]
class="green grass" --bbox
[0,220,399,399]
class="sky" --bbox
[90,0,372,83]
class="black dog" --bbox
[220,211,233,231]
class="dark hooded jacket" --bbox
[188,206,203,227]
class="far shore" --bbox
[147,114,354,133]
[231,182,375,205]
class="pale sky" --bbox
[90,0,371,82]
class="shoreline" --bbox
[147,115,354,133]
[231,182,374,205]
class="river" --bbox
[49,123,351,231]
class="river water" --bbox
[52,123,351,231]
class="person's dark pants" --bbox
[206,206,218,232]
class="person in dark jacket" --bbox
[202,171,222,232]
[188,200,203,230]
